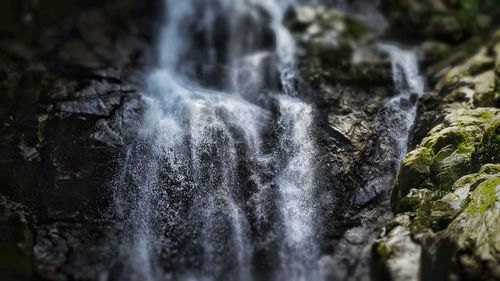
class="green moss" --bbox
[473,121,500,166]
[465,177,500,214]
[398,188,433,212]
[392,147,435,211]
[403,147,435,176]
[478,163,500,175]
[422,126,470,154]
[410,200,433,234]
[456,134,475,154]
[376,241,389,262]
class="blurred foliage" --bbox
[384,0,500,42]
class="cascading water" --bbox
[353,44,424,206]
[112,0,322,280]
[334,44,425,281]
[380,43,424,160]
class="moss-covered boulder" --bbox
[374,164,500,281]
[392,147,434,210]
[428,32,500,108]
[376,32,500,279]
[284,5,392,88]
[473,120,500,166]
[285,5,367,62]
[430,174,500,280]
[392,106,499,211]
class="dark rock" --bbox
[0,0,157,278]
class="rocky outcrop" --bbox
[0,0,158,279]
[372,30,500,281]
[286,5,417,280]
[1,1,498,280]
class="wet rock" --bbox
[472,70,497,107]
[0,0,157,278]
[285,7,405,281]
[56,94,122,116]
[372,215,421,281]
[397,188,433,212]
[34,222,120,281]
[374,33,500,278]
[374,165,500,281]
[393,147,434,207]
[285,5,393,88]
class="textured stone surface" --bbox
[0,0,158,279]
[0,1,499,280]
[373,30,500,281]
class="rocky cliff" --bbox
[0,0,498,280]
[372,29,500,281]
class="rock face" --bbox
[286,5,416,281]
[0,0,158,279]
[372,31,500,281]
[0,0,499,280]
[0,2,403,279]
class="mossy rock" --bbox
[438,173,500,280]
[420,107,497,153]
[398,188,433,212]
[392,147,434,211]
[378,165,499,280]
[472,120,500,167]
[286,5,382,87]
[472,70,498,107]
[371,214,422,281]
[431,148,471,190]
[394,107,498,204]
[464,177,500,214]
[431,37,500,107]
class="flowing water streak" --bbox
[275,95,320,281]
[113,0,321,280]
[354,44,424,205]
[245,0,322,279]
[380,44,424,162]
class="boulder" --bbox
[392,147,434,209]
[285,5,392,88]
[375,164,500,280]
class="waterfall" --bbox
[112,1,321,280]
[353,44,424,206]
[380,44,424,165]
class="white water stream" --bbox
[113,1,321,280]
